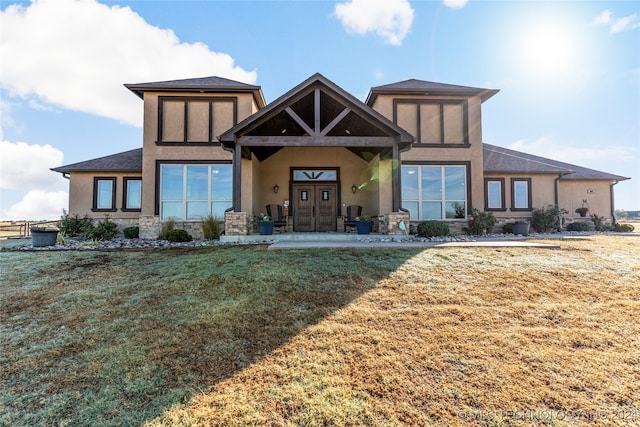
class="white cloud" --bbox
[334,0,414,46]
[0,0,257,127]
[593,9,639,33]
[594,9,612,25]
[507,136,637,170]
[443,0,468,9]
[611,13,640,34]
[3,190,68,220]
[0,140,65,191]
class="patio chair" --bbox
[344,205,362,232]
[266,204,287,232]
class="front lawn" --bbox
[1,236,639,426]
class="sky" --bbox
[1,0,638,220]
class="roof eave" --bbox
[124,83,266,108]
[366,88,500,106]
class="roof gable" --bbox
[219,73,414,161]
[483,144,630,181]
[367,79,499,104]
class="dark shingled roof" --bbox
[51,148,142,173]
[125,76,266,107]
[483,143,630,181]
[367,79,499,104]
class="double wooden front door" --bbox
[292,184,337,232]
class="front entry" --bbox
[292,184,337,232]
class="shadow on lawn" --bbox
[1,245,423,426]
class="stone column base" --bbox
[139,215,161,240]
[382,212,410,235]
[225,211,249,236]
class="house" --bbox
[52,73,630,238]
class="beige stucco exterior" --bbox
[66,171,142,219]
[55,74,628,236]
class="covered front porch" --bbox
[219,73,414,236]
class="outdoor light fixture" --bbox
[351,184,357,193]
[273,184,279,194]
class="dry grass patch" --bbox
[149,236,639,426]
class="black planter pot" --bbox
[512,221,530,236]
[355,220,373,235]
[258,220,274,235]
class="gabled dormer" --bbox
[366,79,498,146]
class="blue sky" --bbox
[1,0,638,219]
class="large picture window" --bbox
[93,177,116,212]
[159,164,232,220]
[401,165,468,220]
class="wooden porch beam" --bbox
[237,135,396,147]
[319,107,350,137]
[285,107,315,136]
[314,88,321,136]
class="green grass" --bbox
[2,237,639,426]
[1,246,418,426]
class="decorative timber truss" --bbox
[219,73,414,211]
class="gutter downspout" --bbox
[554,173,567,232]
[610,180,619,225]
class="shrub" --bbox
[416,220,450,237]
[123,226,139,239]
[165,229,192,242]
[502,222,513,234]
[531,206,567,233]
[59,210,94,238]
[566,222,594,232]
[91,217,118,241]
[159,219,176,240]
[590,214,606,231]
[614,223,634,232]
[466,208,496,235]
[202,215,222,240]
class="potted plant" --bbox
[512,220,530,236]
[575,207,589,217]
[355,216,373,235]
[30,226,59,247]
[257,214,274,235]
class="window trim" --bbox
[510,178,532,211]
[155,160,233,219]
[484,178,506,211]
[92,177,117,212]
[157,96,238,145]
[401,162,471,221]
[122,177,142,212]
[393,98,469,145]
